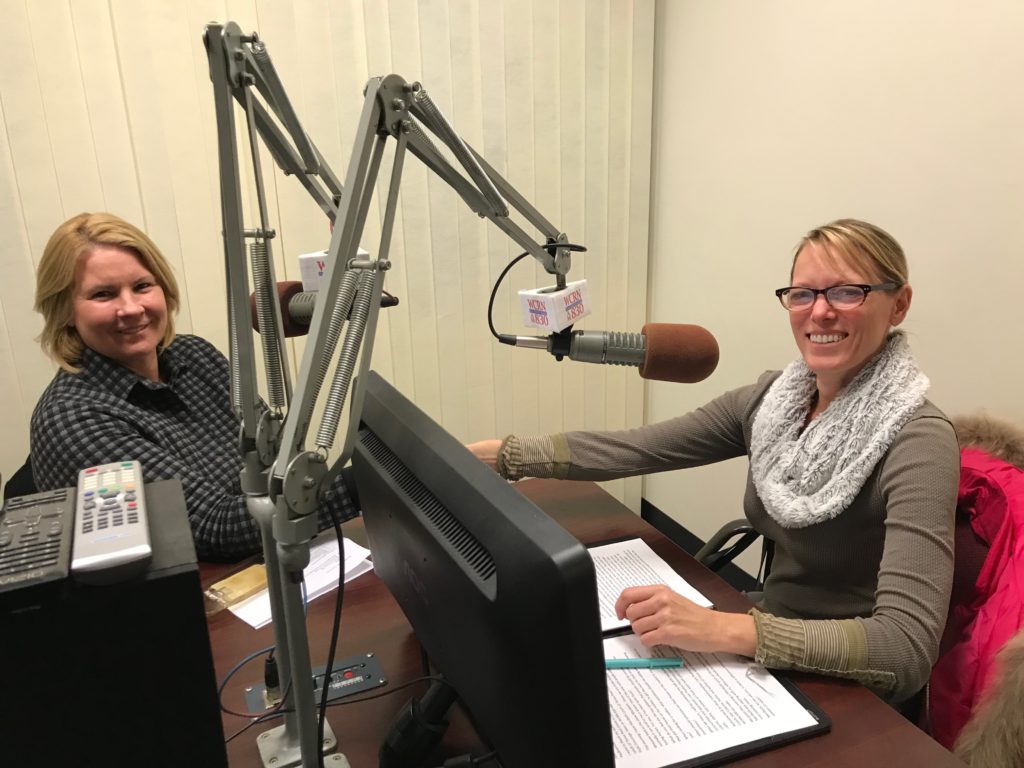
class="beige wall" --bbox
[7,1,1019,545]
[646,0,1024,574]
[0,0,654,509]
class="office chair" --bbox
[695,518,774,592]
[3,455,36,501]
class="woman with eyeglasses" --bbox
[469,218,958,709]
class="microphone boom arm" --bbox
[205,24,578,504]
[203,21,582,768]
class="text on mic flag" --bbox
[518,280,592,333]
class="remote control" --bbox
[0,488,74,596]
[71,461,152,584]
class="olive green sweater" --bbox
[497,371,959,703]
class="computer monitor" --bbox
[352,371,614,768]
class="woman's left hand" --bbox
[615,584,758,657]
[465,439,503,471]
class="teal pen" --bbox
[605,657,684,670]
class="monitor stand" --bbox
[379,679,459,768]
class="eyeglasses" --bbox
[774,282,899,311]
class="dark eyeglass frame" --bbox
[774,282,900,311]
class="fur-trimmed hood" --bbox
[953,413,1024,471]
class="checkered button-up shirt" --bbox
[30,334,357,561]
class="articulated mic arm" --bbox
[205,22,575,524]
[204,20,578,768]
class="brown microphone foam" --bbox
[249,281,307,337]
[639,323,719,383]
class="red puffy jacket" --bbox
[929,448,1024,749]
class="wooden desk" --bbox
[204,479,964,767]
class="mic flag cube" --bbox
[518,280,591,333]
[298,247,370,292]
[298,250,328,292]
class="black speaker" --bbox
[0,479,228,767]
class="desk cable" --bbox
[218,513,500,766]
[315,515,347,768]
[224,675,451,745]
[216,571,312,720]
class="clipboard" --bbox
[602,635,830,768]
[593,536,831,765]
[660,671,830,768]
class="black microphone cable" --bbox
[486,241,587,345]
[487,250,529,344]
[316,501,349,768]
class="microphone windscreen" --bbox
[639,323,719,383]
[250,281,308,337]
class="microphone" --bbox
[249,281,399,337]
[505,323,719,383]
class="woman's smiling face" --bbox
[788,241,911,392]
[70,245,168,379]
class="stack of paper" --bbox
[604,634,821,767]
[228,531,372,629]
[590,538,713,633]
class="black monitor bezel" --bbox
[353,371,613,768]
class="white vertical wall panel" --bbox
[0,2,64,261]
[363,0,410,395]
[449,0,496,441]
[622,0,655,511]
[0,0,63,478]
[605,0,631,434]
[582,0,611,433]
[0,0,655,511]
[71,0,146,224]
[0,94,38,477]
[388,0,444,424]
[557,0,588,434]
[503,4,541,436]
[419,0,469,438]
[477,1,516,439]
[25,3,106,216]
[530,0,565,437]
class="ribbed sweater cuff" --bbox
[750,609,896,694]
[497,434,570,480]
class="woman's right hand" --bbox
[466,439,503,471]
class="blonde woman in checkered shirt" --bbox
[31,212,356,561]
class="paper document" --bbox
[604,634,820,767]
[229,531,373,629]
[590,539,712,633]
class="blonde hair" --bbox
[792,218,909,286]
[34,212,179,372]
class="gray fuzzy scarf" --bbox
[750,331,929,529]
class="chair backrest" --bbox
[693,519,770,592]
[937,507,991,659]
[3,456,36,501]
